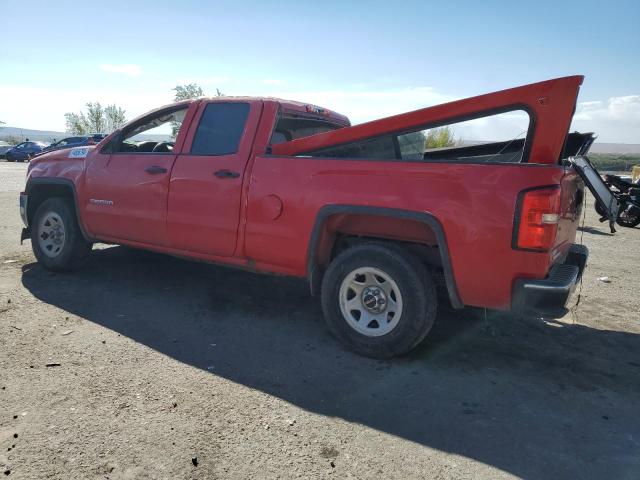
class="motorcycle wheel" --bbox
[617,208,640,228]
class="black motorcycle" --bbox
[594,174,640,228]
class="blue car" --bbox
[5,141,48,162]
[42,134,107,153]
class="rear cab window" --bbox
[270,116,344,145]
[298,109,533,164]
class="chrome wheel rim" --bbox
[37,212,66,258]
[339,267,403,337]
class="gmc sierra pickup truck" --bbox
[19,76,615,358]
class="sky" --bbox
[1,0,639,143]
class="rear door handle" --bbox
[145,165,167,174]
[214,169,240,179]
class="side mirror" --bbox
[100,130,123,154]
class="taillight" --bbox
[513,187,561,251]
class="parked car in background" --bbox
[43,134,107,153]
[0,141,13,159]
[5,141,48,162]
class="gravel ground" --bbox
[1,161,639,479]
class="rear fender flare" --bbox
[306,205,463,308]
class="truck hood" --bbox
[27,146,96,185]
[30,145,96,166]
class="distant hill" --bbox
[0,126,171,144]
[589,142,640,154]
[0,126,66,143]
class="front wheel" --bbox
[321,243,436,358]
[31,197,92,271]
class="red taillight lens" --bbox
[514,187,561,251]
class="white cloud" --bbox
[571,95,640,143]
[263,79,283,86]
[100,64,143,77]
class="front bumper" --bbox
[512,243,588,317]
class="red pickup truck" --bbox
[20,76,613,358]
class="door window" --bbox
[190,102,250,156]
[111,105,189,154]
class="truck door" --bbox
[167,100,262,256]
[84,103,195,245]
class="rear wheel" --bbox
[321,243,436,358]
[31,197,92,271]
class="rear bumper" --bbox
[512,243,588,317]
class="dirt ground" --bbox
[1,161,639,479]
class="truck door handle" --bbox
[214,169,240,179]
[145,165,167,174]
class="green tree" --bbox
[425,126,459,149]
[105,105,127,133]
[64,112,87,135]
[170,83,225,137]
[172,83,204,102]
[85,102,106,133]
[171,83,224,102]
[65,102,127,135]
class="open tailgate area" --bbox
[570,156,620,231]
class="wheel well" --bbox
[331,234,442,269]
[307,207,462,308]
[27,184,76,229]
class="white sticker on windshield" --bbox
[68,147,90,159]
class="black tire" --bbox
[321,242,436,358]
[616,209,640,228]
[31,197,92,271]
